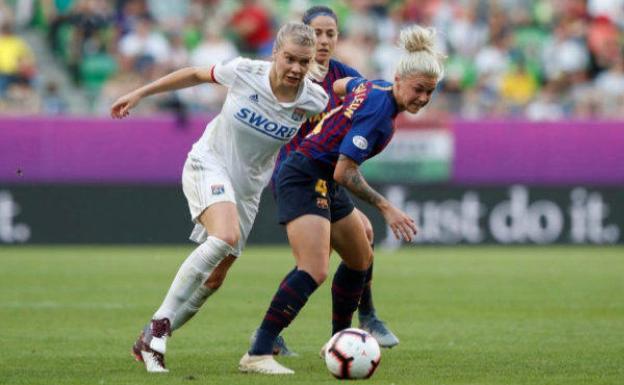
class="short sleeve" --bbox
[338,105,386,165]
[346,77,367,95]
[301,80,329,116]
[212,57,242,87]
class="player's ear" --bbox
[394,74,402,90]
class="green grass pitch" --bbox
[1,245,623,385]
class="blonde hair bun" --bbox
[395,24,445,80]
[400,25,436,54]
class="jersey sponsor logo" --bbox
[352,135,368,150]
[211,184,225,195]
[249,94,259,103]
[234,108,298,141]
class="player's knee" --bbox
[357,211,375,244]
[364,225,374,244]
[313,270,328,285]
[305,266,328,285]
[213,230,240,248]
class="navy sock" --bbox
[332,263,367,335]
[278,266,298,287]
[250,270,318,355]
[358,262,375,316]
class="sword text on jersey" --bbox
[234,108,299,141]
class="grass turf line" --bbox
[0,246,622,385]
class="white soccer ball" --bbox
[324,328,381,379]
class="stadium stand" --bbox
[0,0,622,119]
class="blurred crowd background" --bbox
[0,0,623,119]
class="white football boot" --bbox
[238,353,294,374]
[249,329,298,356]
[132,318,171,373]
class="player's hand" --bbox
[110,91,141,119]
[381,204,418,242]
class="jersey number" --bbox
[315,179,328,197]
[308,106,342,137]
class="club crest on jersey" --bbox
[249,94,259,103]
[352,135,368,150]
[235,108,298,140]
[291,108,305,121]
[316,197,329,209]
[211,184,225,195]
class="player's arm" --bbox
[332,77,354,98]
[110,66,216,119]
[334,155,417,241]
[334,155,385,207]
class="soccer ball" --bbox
[324,328,381,379]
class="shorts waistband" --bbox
[288,152,335,180]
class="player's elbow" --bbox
[333,167,347,185]
[192,66,213,83]
[333,79,347,97]
[333,77,354,97]
[334,157,357,186]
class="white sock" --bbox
[171,285,216,331]
[153,236,232,321]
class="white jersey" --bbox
[188,57,328,198]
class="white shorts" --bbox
[182,155,260,257]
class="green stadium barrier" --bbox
[0,184,621,245]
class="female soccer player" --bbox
[239,24,445,374]
[174,6,398,356]
[269,5,400,349]
[110,22,328,373]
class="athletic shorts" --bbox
[276,152,354,225]
[181,155,260,257]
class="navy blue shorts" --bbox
[276,152,354,225]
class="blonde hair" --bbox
[395,25,445,80]
[273,21,316,53]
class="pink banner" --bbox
[452,120,624,185]
[1,116,209,183]
[1,117,623,184]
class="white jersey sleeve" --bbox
[212,57,248,87]
[301,79,329,117]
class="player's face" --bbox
[394,74,438,114]
[274,40,315,88]
[308,16,338,65]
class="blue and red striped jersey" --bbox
[271,59,361,185]
[297,77,399,167]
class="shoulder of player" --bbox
[356,82,395,118]
[300,79,329,111]
[231,57,271,77]
[329,59,361,78]
[370,79,393,92]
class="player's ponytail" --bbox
[395,25,445,80]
